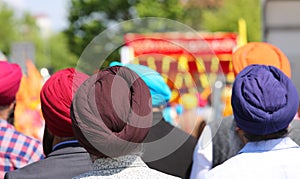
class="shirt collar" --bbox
[52,140,80,151]
[92,155,147,171]
[0,118,14,129]
[239,137,299,154]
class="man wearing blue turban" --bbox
[204,65,300,178]
[110,62,197,179]
[190,42,300,179]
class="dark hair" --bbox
[244,128,288,142]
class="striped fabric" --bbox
[0,119,44,178]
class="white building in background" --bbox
[34,14,52,39]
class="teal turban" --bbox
[110,62,171,107]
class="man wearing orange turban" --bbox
[0,61,44,178]
[232,42,291,77]
[190,42,300,179]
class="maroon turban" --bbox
[71,66,152,158]
[0,61,22,106]
[40,68,89,137]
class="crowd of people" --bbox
[1,41,300,179]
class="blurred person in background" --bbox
[110,62,197,179]
[190,42,300,179]
[71,65,179,178]
[179,93,206,139]
[162,103,182,127]
[0,61,44,178]
[205,65,300,178]
[5,68,92,179]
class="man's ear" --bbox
[8,101,16,111]
[7,101,16,125]
[43,125,54,156]
[235,127,248,144]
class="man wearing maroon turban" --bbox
[109,62,198,179]
[71,66,179,178]
[0,61,44,178]
[5,68,92,179]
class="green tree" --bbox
[0,1,77,72]
[201,0,261,42]
[65,0,186,70]
[48,33,78,72]
[65,0,138,58]
[135,0,184,19]
[16,13,76,72]
[0,2,20,55]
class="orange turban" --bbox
[232,42,291,77]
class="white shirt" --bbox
[190,126,213,179]
[204,137,300,179]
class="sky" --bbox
[3,0,69,32]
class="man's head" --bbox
[40,68,89,137]
[232,42,291,78]
[0,61,22,107]
[231,65,299,138]
[71,66,152,158]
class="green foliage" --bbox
[0,1,85,73]
[65,0,137,59]
[0,0,262,72]
[65,0,187,69]
[34,33,78,73]
[0,2,19,54]
[13,13,76,72]
[182,6,204,30]
[202,0,261,42]
[136,0,184,19]
[47,33,78,72]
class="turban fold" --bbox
[232,42,291,77]
[110,62,171,107]
[71,66,152,158]
[0,61,22,106]
[231,65,299,135]
[40,68,89,137]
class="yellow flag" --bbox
[237,18,248,48]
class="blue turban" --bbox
[231,64,299,135]
[110,62,172,107]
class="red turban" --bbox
[232,42,291,77]
[40,68,89,137]
[0,61,22,106]
[71,66,152,158]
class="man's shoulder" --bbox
[288,120,300,145]
[147,118,197,144]
[0,124,42,155]
[5,148,92,179]
[139,167,181,178]
[0,125,42,151]
[73,166,180,179]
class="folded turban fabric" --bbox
[40,68,89,137]
[71,66,152,158]
[231,65,299,135]
[0,61,22,106]
[232,42,291,78]
[110,61,171,107]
